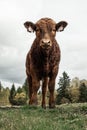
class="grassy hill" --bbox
[0,103,87,130]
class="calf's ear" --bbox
[24,21,36,33]
[56,21,68,32]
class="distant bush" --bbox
[60,97,70,104]
[9,84,27,105]
[69,86,80,103]
[13,92,27,105]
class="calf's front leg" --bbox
[30,78,40,106]
[42,77,48,109]
[48,77,56,108]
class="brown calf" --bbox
[24,18,68,108]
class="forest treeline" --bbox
[0,72,87,106]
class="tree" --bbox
[56,71,71,104]
[0,88,10,106]
[9,84,16,105]
[0,81,2,92]
[17,87,23,94]
[79,83,87,102]
[69,86,80,103]
[22,78,29,97]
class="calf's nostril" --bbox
[42,41,44,44]
[47,41,50,44]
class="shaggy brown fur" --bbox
[24,18,68,108]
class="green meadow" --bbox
[0,103,87,130]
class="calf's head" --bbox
[24,18,68,50]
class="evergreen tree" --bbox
[9,84,16,105]
[56,71,71,104]
[0,81,2,92]
[79,83,87,102]
[22,78,29,96]
[17,87,23,93]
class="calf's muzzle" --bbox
[40,39,52,49]
[40,33,52,49]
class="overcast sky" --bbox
[0,0,87,87]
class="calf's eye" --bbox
[36,29,40,32]
[52,29,56,32]
[51,29,56,34]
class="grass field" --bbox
[0,103,87,130]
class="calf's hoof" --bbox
[42,104,46,109]
[29,100,38,106]
[49,103,55,109]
